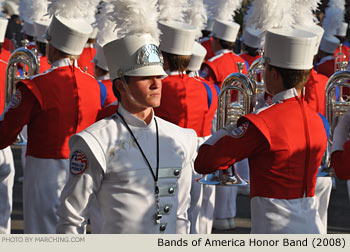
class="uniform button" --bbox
[173,169,180,176]
[168,187,175,194]
[160,224,166,232]
[164,206,170,213]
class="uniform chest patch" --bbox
[70,150,88,175]
[9,89,22,109]
[231,122,249,138]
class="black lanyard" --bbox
[116,111,162,223]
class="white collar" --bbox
[165,70,186,76]
[96,74,110,81]
[117,104,155,128]
[215,49,231,56]
[51,58,77,68]
[272,88,299,104]
[187,71,199,77]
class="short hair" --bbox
[57,48,79,61]
[162,51,191,72]
[112,76,131,102]
[269,65,311,90]
[36,41,46,55]
[243,44,259,57]
[214,37,235,51]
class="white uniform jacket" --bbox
[57,105,197,234]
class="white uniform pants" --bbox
[0,147,15,234]
[314,176,332,233]
[23,156,69,233]
[198,184,215,233]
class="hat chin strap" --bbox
[120,76,144,108]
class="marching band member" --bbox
[56,0,196,234]
[239,27,264,68]
[0,16,15,234]
[155,0,211,233]
[200,13,247,90]
[195,27,328,233]
[316,35,340,77]
[0,0,108,233]
[2,0,22,51]
[18,0,36,50]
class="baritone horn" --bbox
[197,62,255,186]
[323,66,350,178]
[247,49,265,96]
[4,40,40,145]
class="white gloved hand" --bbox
[331,111,350,153]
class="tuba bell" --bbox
[4,40,40,145]
[247,49,265,97]
[197,62,255,186]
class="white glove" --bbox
[331,111,350,153]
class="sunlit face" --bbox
[121,75,163,110]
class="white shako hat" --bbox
[212,19,240,42]
[93,43,108,71]
[45,15,92,55]
[103,33,166,80]
[319,35,340,54]
[264,28,318,70]
[242,26,264,49]
[187,41,207,71]
[22,20,35,37]
[90,27,98,39]
[3,1,19,16]
[336,21,348,37]
[159,20,197,55]
[0,17,9,43]
[296,24,325,55]
[34,18,51,43]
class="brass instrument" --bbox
[247,49,265,97]
[197,62,255,186]
[334,43,347,73]
[4,40,40,146]
[322,68,350,178]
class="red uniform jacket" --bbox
[0,59,7,113]
[0,61,105,159]
[0,48,11,62]
[200,49,248,89]
[3,38,15,52]
[303,69,328,116]
[195,89,327,199]
[39,55,51,73]
[99,78,117,107]
[331,141,350,180]
[193,75,219,135]
[239,52,260,69]
[154,73,210,137]
[77,46,96,76]
[201,37,215,61]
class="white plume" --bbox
[203,0,216,18]
[107,0,161,43]
[322,4,345,36]
[246,0,294,31]
[19,0,49,21]
[47,0,100,20]
[184,0,207,39]
[158,0,189,23]
[293,0,321,26]
[95,1,118,46]
[212,0,242,22]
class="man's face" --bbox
[122,75,162,110]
